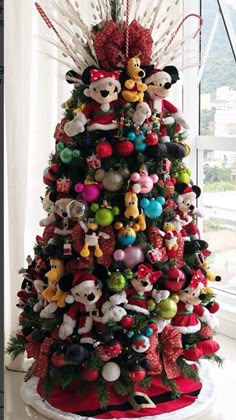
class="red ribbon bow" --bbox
[146,325,183,379]
[190,269,207,290]
[29,337,54,379]
[137,264,162,284]
[93,20,153,71]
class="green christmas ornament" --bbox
[107,272,127,293]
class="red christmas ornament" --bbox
[96,141,113,158]
[106,341,122,358]
[164,267,185,292]
[148,323,158,333]
[81,366,100,382]
[128,365,146,382]
[199,325,213,339]
[146,132,159,146]
[116,140,134,157]
[121,316,134,330]
[51,352,66,367]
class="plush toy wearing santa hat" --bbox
[144,66,189,142]
[59,271,127,342]
[175,183,202,241]
[171,269,219,361]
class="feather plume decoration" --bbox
[35,0,202,75]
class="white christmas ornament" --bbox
[102,362,121,382]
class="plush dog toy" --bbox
[121,57,147,103]
[40,258,65,318]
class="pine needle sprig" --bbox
[176,357,200,382]
[202,353,224,367]
[161,370,181,399]
[96,377,109,409]
[5,336,25,360]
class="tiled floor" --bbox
[4,333,236,420]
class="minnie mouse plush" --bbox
[64,67,124,136]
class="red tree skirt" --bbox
[20,361,217,420]
[37,375,201,418]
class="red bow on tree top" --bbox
[137,264,162,284]
[93,20,153,71]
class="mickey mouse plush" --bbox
[59,270,127,342]
[145,66,189,142]
[64,67,123,136]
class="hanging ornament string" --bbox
[35,2,78,66]
[164,14,203,52]
[125,0,130,58]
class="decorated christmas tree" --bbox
[7,1,223,419]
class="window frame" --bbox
[182,0,236,338]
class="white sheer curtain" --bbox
[4,1,70,344]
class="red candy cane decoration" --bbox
[125,0,130,58]
[164,13,203,52]
[35,2,78,66]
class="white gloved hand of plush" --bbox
[58,315,76,339]
[132,102,152,126]
[102,302,127,323]
[161,116,175,125]
[109,290,128,305]
[64,113,87,136]
[172,112,189,129]
[152,289,170,304]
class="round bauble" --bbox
[60,147,73,164]
[116,140,134,157]
[95,208,114,226]
[81,366,100,382]
[51,352,66,367]
[123,246,144,268]
[118,227,136,246]
[113,249,125,261]
[146,132,159,146]
[107,272,126,293]
[164,267,185,292]
[105,340,122,358]
[154,297,178,320]
[66,200,87,221]
[132,334,150,353]
[96,141,113,158]
[128,365,146,382]
[147,298,156,312]
[102,362,121,382]
[66,344,90,364]
[102,170,123,192]
[121,316,134,330]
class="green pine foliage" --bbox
[6,336,25,360]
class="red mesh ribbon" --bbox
[146,325,183,379]
[29,337,54,379]
[94,20,153,71]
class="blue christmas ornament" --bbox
[144,327,153,337]
[140,196,165,219]
[127,331,134,338]
[128,131,146,152]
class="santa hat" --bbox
[88,69,121,91]
[71,272,98,290]
[182,185,193,195]
[145,69,171,85]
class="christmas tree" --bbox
[7,1,222,419]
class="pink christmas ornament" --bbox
[123,246,145,268]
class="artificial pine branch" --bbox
[140,375,152,389]
[161,370,181,399]
[202,353,224,367]
[176,357,200,382]
[96,377,109,408]
[5,336,25,359]
[110,0,117,22]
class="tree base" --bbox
[20,361,216,420]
